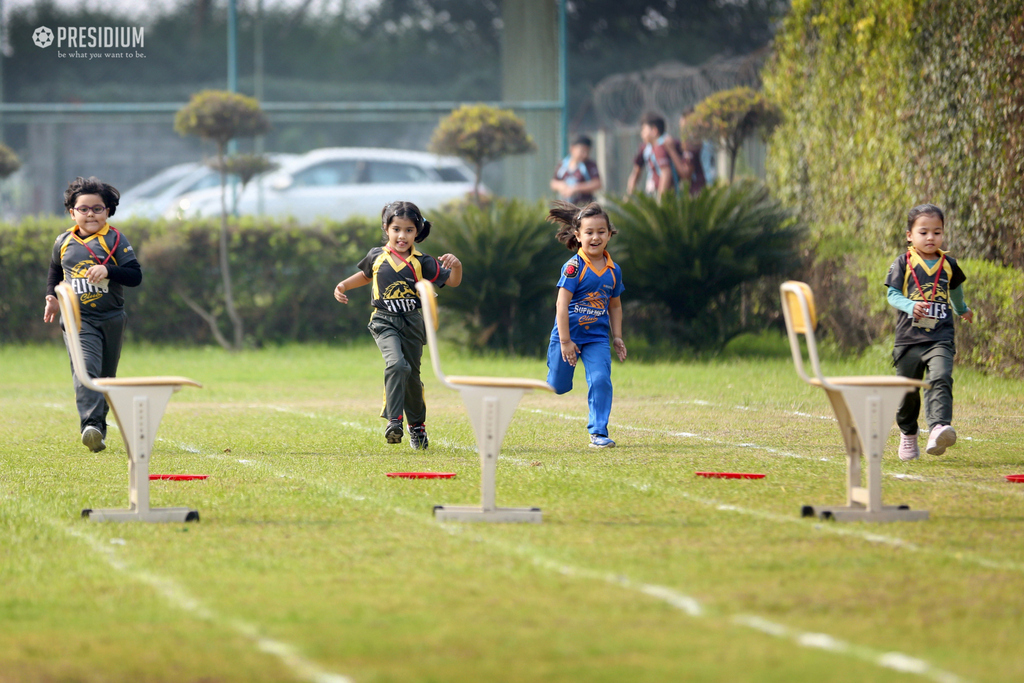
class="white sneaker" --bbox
[81,426,106,453]
[898,432,919,461]
[926,425,957,455]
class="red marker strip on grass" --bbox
[1006,474,1024,483]
[695,472,765,480]
[386,472,456,479]
[149,474,208,481]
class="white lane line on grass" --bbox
[192,443,967,683]
[665,399,837,422]
[526,408,830,462]
[425,513,965,683]
[733,615,961,683]
[56,523,353,683]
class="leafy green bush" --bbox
[0,216,380,345]
[608,181,804,350]
[426,199,565,355]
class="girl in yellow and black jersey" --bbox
[883,203,973,462]
[334,201,462,448]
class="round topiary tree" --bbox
[174,91,270,350]
[682,87,782,184]
[429,103,537,203]
[0,144,22,218]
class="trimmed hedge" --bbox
[0,216,382,345]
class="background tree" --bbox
[206,153,279,213]
[175,90,270,350]
[429,104,536,203]
[682,87,781,184]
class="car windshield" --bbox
[293,160,361,187]
[125,165,199,199]
[366,161,431,184]
[435,166,469,182]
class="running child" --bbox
[546,201,627,448]
[333,201,462,449]
[884,203,973,461]
[42,176,142,453]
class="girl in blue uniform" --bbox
[546,201,627,448]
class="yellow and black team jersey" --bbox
[49,224,140,319]
[357,246,451,314]
[884,247,966,346]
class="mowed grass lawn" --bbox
[1,340,1022,683]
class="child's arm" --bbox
[334,272,371,304]
[950,286,973,323]
[555,287,579,366]
[626,164,642,195]
[43,260,62,323]
[438,254,462,287]
[609,296,626,361]
[887,286,928,320]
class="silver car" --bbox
[168,148,480,223]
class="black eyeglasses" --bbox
[74,205,107,215]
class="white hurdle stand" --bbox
[56,283,202,523]
[416,281,553,523]
[780,281,930,522]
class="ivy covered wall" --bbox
[764,0,1024,267]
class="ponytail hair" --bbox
[381,200,431,243]
[546,200,617,251]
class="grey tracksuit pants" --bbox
[893,341,955,435]
[62,311,126,436]
[368,309,426,425]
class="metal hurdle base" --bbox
[801,504,928,523]
[82,507,200,523]
[433,505,542,524]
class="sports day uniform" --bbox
[47,223,141,437]
[884,247,967,434]
[546,249,625,437]
[357,245,451,424]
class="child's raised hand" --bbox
[85,264,108,284]
[334,282,348,304]
[961,310,974,324]
[613,337,627,362]
[438,253,461,270]
[560,339,579,367]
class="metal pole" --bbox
[227,0,238,210]
[227,0,238,94]
[255,0,265,215]
[558,0,568,156]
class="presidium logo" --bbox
[32,26,53,48]
[32,25,145,58]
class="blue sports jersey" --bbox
[550,249,625,344]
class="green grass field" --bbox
[2,341,1022,683]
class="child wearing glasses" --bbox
[43,176,142,453]
[334,201,462,449]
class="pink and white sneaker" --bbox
[926,425,957,455]
[898,432,919,461]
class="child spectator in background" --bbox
[546,201,626,448]
[677,107,708,196]
[551,134,602,206]
[884,203,973,461]
[626,112,685,200]
[334,201,462,449]
[42,176,142,453]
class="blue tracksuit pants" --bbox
[546,337,613,436]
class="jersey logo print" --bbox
[563,256,579,278]
[382,281,416,300]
